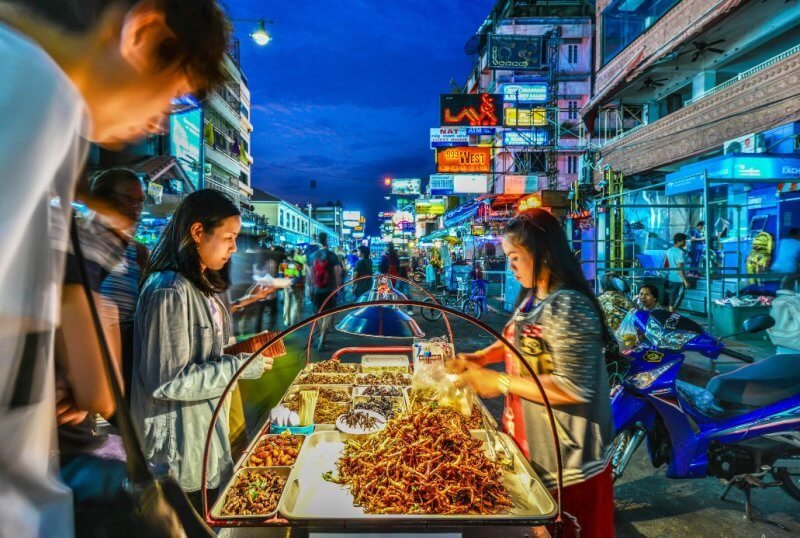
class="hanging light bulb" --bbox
[250,20,271,46]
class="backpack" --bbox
[313,251,332,289]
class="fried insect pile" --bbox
[329,406,512,515]
[222,470,286,516]
[308,361,359,374]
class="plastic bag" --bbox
[614,310,641,350]
[409,363,473,416]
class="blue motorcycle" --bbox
[610,309,800,527]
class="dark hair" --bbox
[90,168,142,200]
[504,208,609,340]
[18,0,230,95]
[358,245,370,258]
[697,221,705,227]
[639,284,659,298]
[674,233,688,243]
[319,232,329,247]
[142,189,240,295]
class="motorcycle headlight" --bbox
[628,362,676,390]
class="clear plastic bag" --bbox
[409,363,473,417]
[614,310,641,350]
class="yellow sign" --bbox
[519,194,542,211]
[504,107,547,127]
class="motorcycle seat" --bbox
[706,354,800,409]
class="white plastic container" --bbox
[360,354,410,374]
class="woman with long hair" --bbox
[449,209,614,537]
[131,190,273,508]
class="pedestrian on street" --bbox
[448,208,614,537]
[279,248,304,327]
[0,0,230,535]
[252,244,285,332]
[352,245,374,300]
[307,232,343,350]
[665,233,690,312]
[132,190,274,511]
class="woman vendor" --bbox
[448,209,614,537]
[131,190,274,509]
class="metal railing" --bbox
[205,176,241,203]
[686,43,800,105]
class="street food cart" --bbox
[201,277,564,535]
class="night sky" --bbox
[228,0,495,233]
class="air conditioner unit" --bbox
[724,133,765,154]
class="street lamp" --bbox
[231,18,273,46]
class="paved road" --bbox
[231,290,800,536]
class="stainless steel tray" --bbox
[303,361,361,374]
[355,372,413,386]
[295,372,358,385]
[278,430,556,522]
[212,466,292,520]
[240,433,306,469]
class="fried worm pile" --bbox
[329,406,512,515]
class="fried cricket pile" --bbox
[327,405,512,515]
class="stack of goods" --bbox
[326,405,512,515]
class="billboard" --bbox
[414,197,447,215]
[504,107,547,127]
[429,174,454,195]
[391,178,421,195]
[502,129,549,147]
[170,108,203,190]
[501,175,540,194]
[342,210,361,221]
[436,147,491,173]
[440,94,503,127]
[487,34,545,70]
[429,127,469,148]
[500,83,548,104]
[453,174,489,194]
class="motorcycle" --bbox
[610,309,800,528]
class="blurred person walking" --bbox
[307,232,342,350]
[0,0,230,535]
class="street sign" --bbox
[436,147,491,173]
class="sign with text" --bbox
[440,94,503,127]
[415,197,447,215]
[453,174,489,194]
[502,129,549,147]
[500,83,548,104]
[170,108,203,190]
[342,210,361,221]
[436,147,492,173]
[488,34,545,70]
[429,127,469,148]
[391,178,421,195]
[501,175,540,194]
[504,107,547,127]
[429,174,454,195]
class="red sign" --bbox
[436,147,491,173]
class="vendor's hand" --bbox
[454,368,503,399]
[446,353,482,373]
[55,380,88,426]
[261,354,274,372]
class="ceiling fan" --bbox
[639,77,668,92]
[679,39,726,62]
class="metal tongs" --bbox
[480,410,513,470]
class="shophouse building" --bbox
[251,189,341,248]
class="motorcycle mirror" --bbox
[742,314,775,333]
[610,277,630,294]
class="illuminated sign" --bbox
[430,127,469,148]
[502,129,549,147]
[665,154,800,195]
[453,174,489,194]
[471,224,486,236]
[343,220,360,228]
[415,197,447,215]
[500,83,548,104]
[519,194,542,211]
[170,108,203,190]
[391,178,421,195]
[430,174,454,195]
[504,107,547,127]
[487,34,545,70]
[392,211,414,225]
[440,94,503,127]
[342,210,361,221]
[436,147,491,173]
[501,175,539,194]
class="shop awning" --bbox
[442,200,483,228]
[665,153,800,196]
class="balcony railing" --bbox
[205,176,241,203]
[686,43,800,106]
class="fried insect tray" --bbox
[278,431,556,522]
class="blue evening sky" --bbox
[228,0,494,231]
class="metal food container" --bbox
[278,431,556,522]
[212,466,292,520]
[242,433,306,468]
[355,372,413,386]
[303,361,360,374]
[295,372,358,385]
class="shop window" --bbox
[567,44,579,64]
[602,0,682,66]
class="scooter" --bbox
[611,310,800,529]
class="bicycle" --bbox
[419,278,485,321]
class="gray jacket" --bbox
[131,271,262,492]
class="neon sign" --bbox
[436,147,491,173]
[504,107,547,127]
[440,94,503,127]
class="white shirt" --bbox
[0,22,90,538]
[665,246,686,283]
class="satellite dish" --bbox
[464,34,481,55]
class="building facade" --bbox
[251,189,341,247]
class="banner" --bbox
[415,197,447,215]
[500,83,548,104]
[436,147,491,173]
[500,175,539,194]
[440,94,503,127]
[170,108,203,190]
[391,178,421,195]
[502,129,549,146]
[488,34,545,70]
[504,107,547,127]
